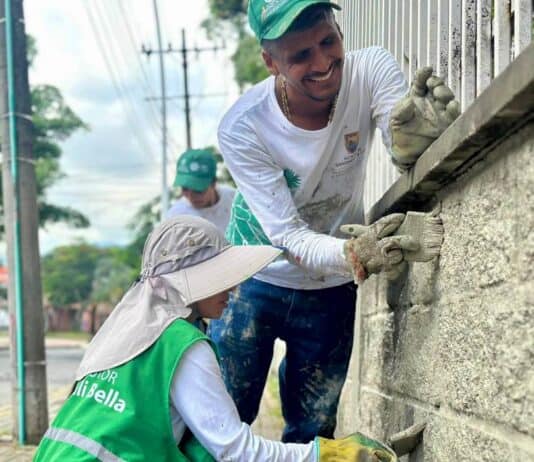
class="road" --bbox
[0,347,84,406]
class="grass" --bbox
[1,330,90,341]
[45,331,90,342]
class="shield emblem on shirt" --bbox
[344,131,360,154]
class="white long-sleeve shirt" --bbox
[170,340,316,461]
[219,47,408,290]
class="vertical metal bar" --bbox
[437,0,450,79]
[382,0,388,49]
[396,0,403,67]
[364,0,368,47]
[448,0,462,102]
[476,0,492,94]
[388,0,395,54]
[513,0,533,56]
[427,0,439,70]
[461,0,476,109]
[371,0,376,45]
[359,0,364,48]
[418,0,429,67]
[402,0,409,76]
[408,0,418,80]
[352,0,357,49]
[494,0,512,75]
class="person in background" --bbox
[209,0,459,444]
[166,148,235,234]
[33,215,397,462]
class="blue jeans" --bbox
[208,278,356,443]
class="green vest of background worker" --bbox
[166,148,235,234]
[33,216,398,461]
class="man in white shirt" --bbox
[209,0,459,444]
[166,148,236,234]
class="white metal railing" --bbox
[336,0,533,212]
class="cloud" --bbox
[22,0,239,255]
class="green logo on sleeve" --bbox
[283,168,301,191]
[226,192,271,245]
[225,168,301,246]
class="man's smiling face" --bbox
[262,16,344,104]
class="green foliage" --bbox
[208,0,246,20]
[127,195,162,267]
[203,0,268,90]
[42,243,138,308]
[91,255,135,305]
[42,243,101,306]
[232,35,269,90]
[0,39,90,239]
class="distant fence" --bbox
[336,0,533,211]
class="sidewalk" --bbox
[0,385,71,461]
[0,336,88,350]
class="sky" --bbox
[22,0,240,256]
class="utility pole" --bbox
[142,29,225,151]
[152,0,168,216]
[181,29,191,150]
[0,0,48,445]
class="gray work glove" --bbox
[341,214,419,283]
[389,67,461,171]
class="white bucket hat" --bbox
[76,215,282,380]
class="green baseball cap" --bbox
[248,0,341,41]
[173,148,217,192]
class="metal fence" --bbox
[336,0,533,212]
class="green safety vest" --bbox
[34,319,216,462]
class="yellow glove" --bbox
[316,433,398,462]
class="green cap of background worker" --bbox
[248,0,341,41]
[173,148,217,192]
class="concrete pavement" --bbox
[0,336,88,350]
[0,385,71,461]
[0,335,88,459]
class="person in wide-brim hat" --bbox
[34,215,396,462]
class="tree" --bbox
[42,243,101,307]
[91,254,134,305]
[203,0,269,91]
[0,36,89,239]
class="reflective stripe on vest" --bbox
[44,427,125,462]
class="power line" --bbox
[102,0,182,154]
[142,29,225,150]
[83,1,158,163]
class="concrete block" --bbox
[425,415,534,462]
[360,312,395,389]
[437,284,534,435]
[397,259,440,307]
[387,304,444,407]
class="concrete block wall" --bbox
[337,46,534,460]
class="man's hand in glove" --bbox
[389,66,461,171]
[316,432,398,462]
[341,214,419,283]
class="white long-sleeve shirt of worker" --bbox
[165,184,236,235]
[218,47,408,290]
[170,340,316,461]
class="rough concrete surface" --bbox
[339,67,534,459]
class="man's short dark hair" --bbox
[261,4,336,51]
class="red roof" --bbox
[0,267,8,285]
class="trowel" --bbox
[387,422,426,457]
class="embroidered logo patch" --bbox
[344,131,360,154]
